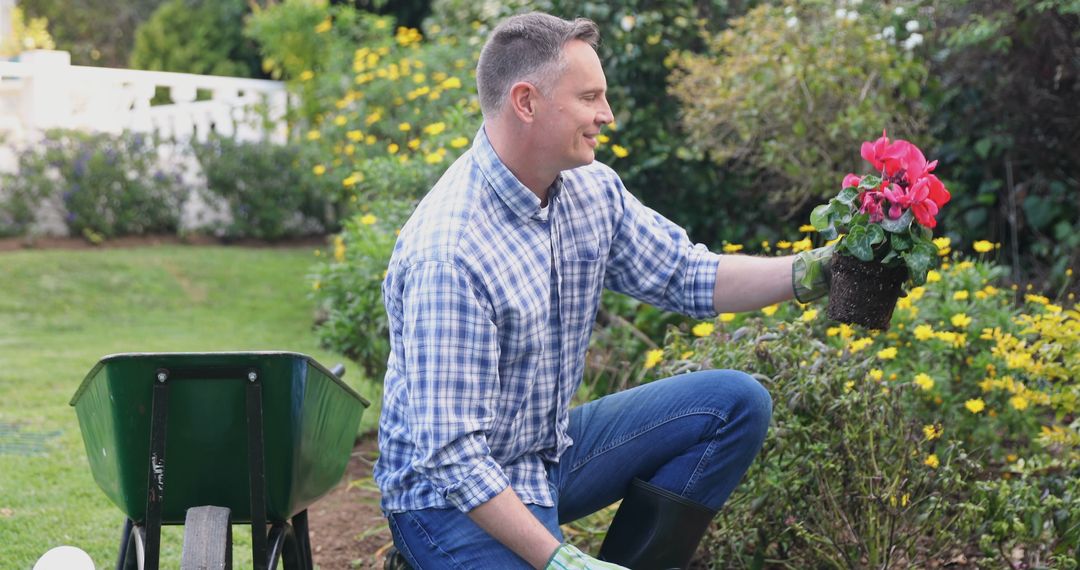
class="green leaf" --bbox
[846,227,874,261]
[810,204,830,230]
[890,232,912,251]
[837,187,859,205]
[880,210,913,233]
[818,225,838,241]
[859,175,882,190]
[974,137,993,159]
[866,223,885,246]
[904,242,936,285]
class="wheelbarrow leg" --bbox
[245,371,270,570]
[291,510,313,568]
[267,521,310,570]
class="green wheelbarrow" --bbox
[70,352,370,570]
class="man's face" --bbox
[533,40,614,172]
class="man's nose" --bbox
[596,97,614,125]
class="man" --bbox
[375,12,829,570]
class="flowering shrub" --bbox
[638,240,1078,567]
[246,1,483,212]
[669,1,931,211]
[309,201,412,379]
[0,129,185,239]
[810,131,951,286]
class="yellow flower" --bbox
[333,236,346,262]
[791,238,812,253]
[312,164,326,176]
[424,152,444,164]
[1009,395,1029,410]
[719,313,736,322]
[761,304,778,316]
[388,143,399,154]
[692,322,715,337]
[868,369,884,381]
[951,313,972,328]
[798,224,816,233]
[423,122,446,135]
[800,309,818,322]
[306,130,321,141]
[342,173,362,187]
[312,280,321,291]
[360,214,377,225]
[408,138,421,150]
[926,270,942,283]
[365,111,382,125]
[365,135,376,145]
[347,130,363,142]
[877,347,898,360]
[1025,294,1049,305]
[913,324,935,341]
[908,287,925,300]
[597,134,610,144]
[849,337,874,353]
[722,243,743,253]
[399,122,412,132]
[924,454,940,469]
[611,144,629,158]
[775,240,792,250]
[843,381,855,393]
[643,349,664,370]
[953,291,969,300]
[933,237,951,256]
[964,398,986,414]
[923,424,942,441]
[914,373,935,391]
[450,136,469,149]
[440,77,462,89]
[973,240,994,253]
[314,18,332,34]
[299,70,315,81]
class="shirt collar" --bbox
[473,125,563,220]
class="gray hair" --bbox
[476,12,600,119]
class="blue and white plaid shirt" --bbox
[375,127,722,513]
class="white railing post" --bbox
[19,50,73,130]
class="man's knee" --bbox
[698,369,772,433]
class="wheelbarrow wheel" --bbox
[181,506,232,570]
[116,519,144,570]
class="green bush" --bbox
[926,0,1080,292]
[130,0,262,79]
[0,130,185,239]
[637,246,1079,567]
[246,1,482,210]
[192,135,338,240]
[309,201,413,379]
[669,1,931,212]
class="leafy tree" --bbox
[926,0,1080,288]
[130,0,263,78]
[19,0,165,66]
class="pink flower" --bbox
[842,173,862,189]
[859,189,885,222]
[860,130,893,172]
[883,179,947,228]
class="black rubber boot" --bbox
[598,478,716,570]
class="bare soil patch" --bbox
[308,435,392,570]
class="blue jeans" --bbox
[386,370,772,569]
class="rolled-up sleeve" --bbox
[603,184,720,318]
[400,260,509,511]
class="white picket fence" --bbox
[0,50,293,235]
[0,50,289,148]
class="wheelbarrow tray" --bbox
[70,352,369,525]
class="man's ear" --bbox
[508,81,538,124]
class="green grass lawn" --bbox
[0,245,383,569]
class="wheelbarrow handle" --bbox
[330,364,346,378]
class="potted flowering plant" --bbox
[807,131,951,329]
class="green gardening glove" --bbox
[792,245,835,303]
[545,544,629,570]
